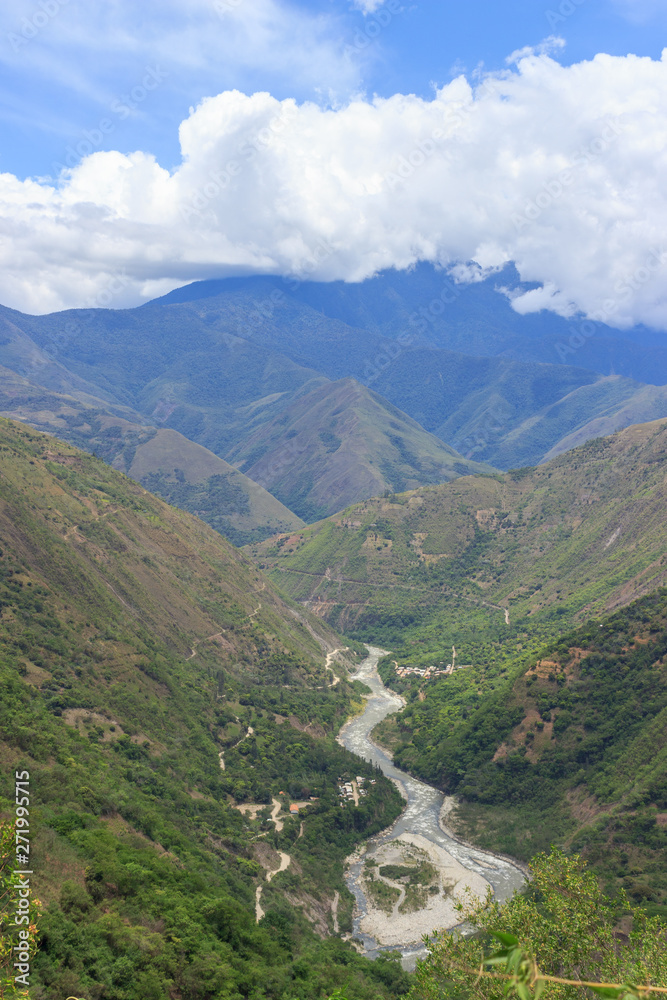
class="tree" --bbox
[410,849,667,1000]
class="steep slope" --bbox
[125,428,304,544]
[0,366,303,544]
[0,418,406,1000]
[369,351,667,469]
[0,302,328,456]
[230,378,493,521]
[249,417,667,913]
[157,265,667,385]
[252,418,667,647]
[377,588,667,915]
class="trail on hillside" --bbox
[186,629,226,660]
[255,802,292,921]
[218,723,253,770]
[274,566,511,625]
[324,646,349,687]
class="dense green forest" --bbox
[0,418,408,1000]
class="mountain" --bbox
[1,268,666,522]
[250,417,667,913]
[229,377,493,521]
[156,264,667,385]
[0,366,303,545]
[0,417,407,1000]
[150,275,667,469]
[252,417,667,641]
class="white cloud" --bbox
[0,0,363,106]
[1,48,667,331]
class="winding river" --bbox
[337,646,526,969]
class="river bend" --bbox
[338,646,526,968]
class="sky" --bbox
[0,0,666,326]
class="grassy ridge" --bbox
[231,377,492,521]
[0,366,303,544]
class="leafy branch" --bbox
[477,932,667,1000]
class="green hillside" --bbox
[0,418,407,1000]
[3,285,667,524]
[251,418,667,910]
[253,418,667,648]
[230,378,493,521]
[0,366,303,545]
[378,588,667,915]
[371,351,667,469]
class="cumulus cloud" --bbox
[1,48,667,329]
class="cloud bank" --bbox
[1,47,667,328]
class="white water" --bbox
[338,646,526,969]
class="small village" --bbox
[338,775,375,807]
[394,663,452,680]
[393,648,471,682]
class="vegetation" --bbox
[0,418,409,1000]
[410,850,667,1000]
[5,268,664,532]
[255,420,667,646]
[0,368,303,545]
[255,421,667,911]
[227,377,491,521]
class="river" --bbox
[337,646,526,970]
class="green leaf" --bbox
[486,951,513,966]
[589,988,628,999]
[491,931,520,948]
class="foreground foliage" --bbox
[411,851,667,1000]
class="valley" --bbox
[1,273,667,999]
[338,647,525,967]
[253,417,667,914]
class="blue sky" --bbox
[1,0,665,180]
[0,0,666,324]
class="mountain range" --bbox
[1,266,667,540]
